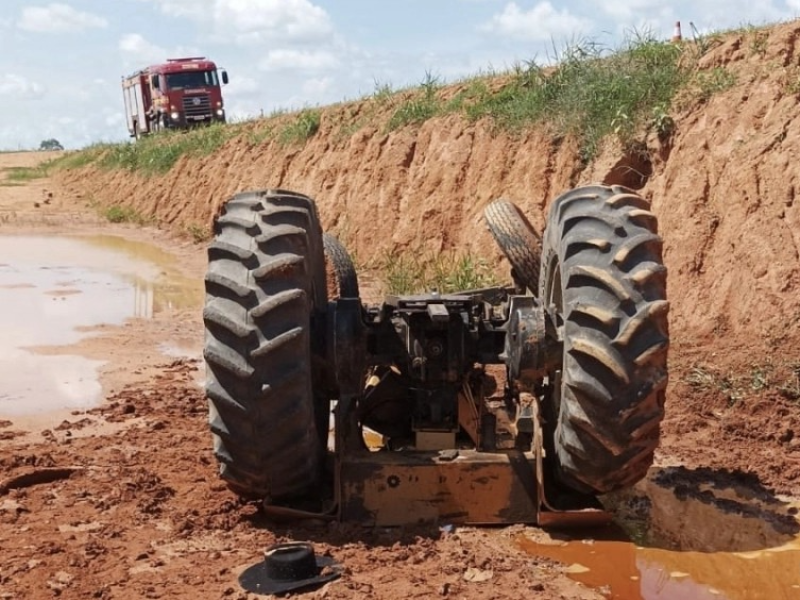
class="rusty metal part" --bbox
[504,297,562,391]
[335,386,610,527]
[326,274,604,527]
[338,448,540,526]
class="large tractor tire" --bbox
[484,199,542,294]
[540,184,669,495]
[203,190,327,501]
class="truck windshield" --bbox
[165,70,219,90]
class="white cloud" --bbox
[481,2,590,41]
[17,3,107,33]
[139,0,199,17]
[0,74,45,97]
[597,0,787,30]
[215,0,332,40]
[143,0,333,44]
[119,33,168,66]
[259,49,338,71]
[104,113,125,129]
[118,34,202,70]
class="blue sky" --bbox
[1,0,799,150]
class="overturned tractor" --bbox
[203,184,668,525]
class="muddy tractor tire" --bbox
[203,190,327,501]
[323,233,359,299]
[540,184,669,495]
[485,199,542,294]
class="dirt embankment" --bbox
[2,151,599,600]
[4,21,800,600]
[60,23,800,353]
[57,22,800,492]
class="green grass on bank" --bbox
[98,122,234,175]
[459,33,687,160]
[381,29,728,160]
[33,25,766,178]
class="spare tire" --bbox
[484,198,542,294]
[323,233,359,299]
[540,184,669,494]
[203,190,327,501]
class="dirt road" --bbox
[0,153,599,600]
[2,152,800,600]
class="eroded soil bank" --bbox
[4,19,800,600]
[58,22,800,493]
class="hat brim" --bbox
[239,555,342,595]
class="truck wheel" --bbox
[540,184,668,494]
[484,199,542,294]
[203,190,328,501]
[323,233,359,298]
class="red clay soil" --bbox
[0,152,596,599]
[0,362,598,600]
[1,18,798,600]
[58,21,800,494]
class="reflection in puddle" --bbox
[0,234,202,415]
[520,467,800,599]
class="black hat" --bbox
[239,542,342,596]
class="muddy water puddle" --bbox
[0,234,202,415]
[520,466,800,599]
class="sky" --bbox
[1,0,800,150]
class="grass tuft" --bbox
[52,145,109,169]
[379,248,499,295]
[279,110,321,145]
[387,72,443,131]
[4,165,51,182]
[692,67,737,100]
[683,361,800,405]
[186,222,211,243]
[103,205,151,225]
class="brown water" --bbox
[0,234,202,416]
[519,467,800,600]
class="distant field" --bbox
[0,151,62,171]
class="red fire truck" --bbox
[122,57,229,138]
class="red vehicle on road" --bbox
[122,57,229,138]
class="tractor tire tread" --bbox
[540,184,669,494]
[204,190,324,500]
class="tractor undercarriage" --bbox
[203,185,669,527]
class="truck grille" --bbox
[182,94,211,119]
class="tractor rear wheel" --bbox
[540,184,668,494]
[203,190,327,501]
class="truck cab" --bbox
[122,57,228,137]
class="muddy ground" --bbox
[4,77,800,598]
[0,152,603,600]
